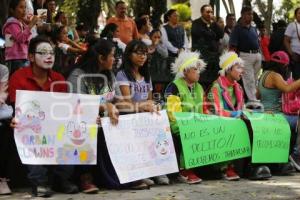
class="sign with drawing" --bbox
[101,110,179,184]
[14,90,99,165]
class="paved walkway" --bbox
[3,174,300,200]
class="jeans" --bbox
[27,165,74,186]
[284,114,299,156]
[290,52,300,80]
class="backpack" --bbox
[282,78,300,115]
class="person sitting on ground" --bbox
[9,36,78,197]
[165,51,206,184]
[100,23,126,73]
[68,39,121,194]
[148,29,168,95]
[258,51,300,174]
[116,40,170,187]
[54,11,79,42]
[51,24,86,77]
[207,51,272,181]
[0,64,12,195]
[135,16,152,46]
[206,51,244,181]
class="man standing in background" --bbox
[107,1,139,44]
[229,6,261,105]
[191,4,224,89]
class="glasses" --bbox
[133,51,147,56]
[35,51,55,56]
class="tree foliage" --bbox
[275,0,300,22]
[254,0,273,33]
[171,3,191,22]
[131,0,167,29]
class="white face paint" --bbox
[34,42,55,69]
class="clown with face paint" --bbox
[207,51,245,118]
[9,36,79,197]
[206,51,245,181]
[165,51,206,184]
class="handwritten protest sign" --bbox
[174,112,251,169]
[101,110,178,184]
[14,90,99,165]
[243,111,291,163]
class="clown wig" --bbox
[171,51,206,79]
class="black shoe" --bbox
[271,162,295,176]
[59,181,79,194]
[247,165,272,180]
[32,185,53,198]
[289,154,300,171]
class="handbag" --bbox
[282,78,300,115]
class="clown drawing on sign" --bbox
[149,132,175,165]
[15,100,45,134]
[56,99,97,164]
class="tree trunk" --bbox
[222,0,230,14]
[255,0,273,34]
[132,0,167,29]
[0,0,10,31]
[77,0,101,33]
[242,0,252,7]
[228,0,235,15]
[265,0,273,34]
[151,0,167,29]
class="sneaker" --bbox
[177,170,202,184]
[80,174,99,194]
[247,165,272,180]
[141,178,155,186]
[289,154,300,171]
[153,175,170,185]
[32,185,53,198]
[60,181,79,194]
[271,162,295,176]
[130,181,150,190]
[0,178,11,195]
[81,182,99,194]
[223,165,240,181]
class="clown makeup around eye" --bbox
[230,63,244,81]
[34,42,55,69]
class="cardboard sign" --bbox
[243,111,291,163]
[175,112,251,168]
[102,110,178,184]
[14,90,99,165]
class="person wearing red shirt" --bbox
[259,24,271,70]
[9,36,78,197]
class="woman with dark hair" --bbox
[258,51,300,173]
[51,24,86,77]
[148,29,168,95]
[3,0,39,75]
[136,17,152,46]
[116,40,170,185]
[117,40,152,103]
[161,9,189,83]
[68,38,121,193]
[100,23,126,73]
[54,11,79,42]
